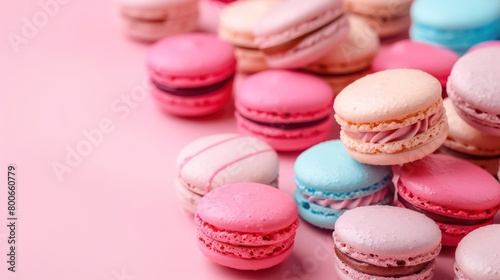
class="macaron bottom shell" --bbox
[235,114,333,151]
[197,240,294,270]
[436,220,495,247]
[151,79,232,117]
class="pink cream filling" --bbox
[343,108,443,144]
[302,187,391,210]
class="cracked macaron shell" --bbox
[235,70,333,124]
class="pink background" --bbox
[1,1,498,279]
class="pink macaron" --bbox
[447,47,500,136]
[467,40,500,53]
[333,205,442,279]
[147,33,236,117]
[397,154,500,246]
[116,0,198,41]
[195,182,299,270]
[372,40,459,91]
[176,133,279,213]
[253,0,350,69]
[235,70,334,151]
[454,225,500,280]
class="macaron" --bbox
[397,154,500,246]
[343,0,413,38]
[219,0,278,73]
[116,0,198,41]
[304,16,380,94]
[198,0,227,34]
[439,98,500,176]
[372,40,459,90]
[333,205,442,280]
[410,0,500,54]
[254,0,350,69]
[235,70,334,151]
[147,33,236,117]
[293,140,394,229]
[468,40,500,53]
[195,182,299,270]
[454,225,500,280]
[176,133,279,213]
[334,69,448,165]
[447,48,500,136]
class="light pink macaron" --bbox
[333,205,441,279]
[147,33,236,117]
[254,0,350,69]
[116,0,198,41]
[467,40,500,53]
[195,182,299,270]
[235,70,334,151]
[447,47,500,136]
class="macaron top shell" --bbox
[294,140,392,193]
[335,205,441,259]
[177,134,278,194]
[118,0,194,8]
[372,40,459,87]
[219,0,278,47]
[147,33,235,88]
[456,225,500,280]
[236,70,333,123]
[400,154,500,211]
[411,0,500,28]
[254,0,344,46]
[444,98,500,155]
[334,69,442,123]
[197,183,298,233]
[448,48,500,114]
[468,40,500,53]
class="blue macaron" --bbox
[293,140,394,229]
[410,0,500,54]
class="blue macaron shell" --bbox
[294,140,392,195]
[410,0,500,54]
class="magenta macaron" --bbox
[147,33,236,117]
[195,182,299,270]
[235,70,334,151]
[447,47,500,136]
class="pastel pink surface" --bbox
[197,183,298,233]
[1,1,491,279]
[372,40,459,87]
[455,225,500,280]
[147,33,236,87]
[334,205,441,262]
[399,154,500,215]
[447,48,500,135]
[467,40,500,53]
[235,70,333,123]
[198,0,226,33]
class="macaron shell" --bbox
[234,47,269,73]
[318,68,372,95]
[372,40,459,87]
[294,140,392,193]
[198,0,226,34]
[443,98,500,156]
[399,154,500,214]
[197,240,294,270]
[121,14,198,41]
[196,183,298,233]
[437,219,494,247]
[343,0,413,17]
[305,16,379,75]
[437,147,500,177]
[151,79,232,116]
[147,33,236,88]
[236,114,333,151]
[447,48,500,114]
[467,40,500,53]
[334,205,441,263]
[236,70,333,123]
[334,69,442,124]
[176,180,202,213]
[177,134,279,194]
[455,225,500,280]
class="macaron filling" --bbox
[152,75,234,97]
[300,182,393,210]
[238,114,330,130]
[334,247,432,277]
[343,108,443,144]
